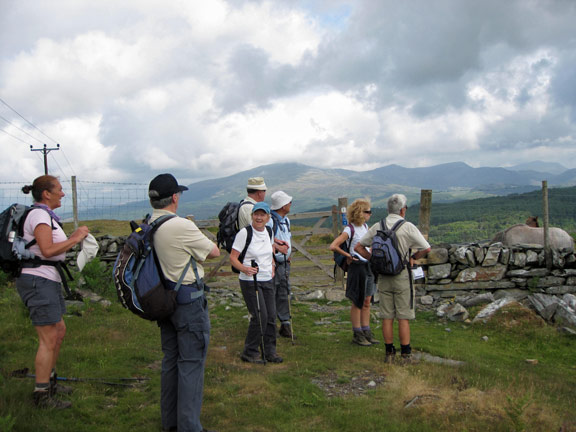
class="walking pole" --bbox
[251,260,267,365]
[9,368,148,387]
[284,253,295,345]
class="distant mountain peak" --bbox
[507,161,567,175]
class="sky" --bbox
[1,0,576,185]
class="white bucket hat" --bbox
[270,191,293,211]
[77,234,99,271]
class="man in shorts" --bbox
[355,194,430,363]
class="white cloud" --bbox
[0,0,575,186]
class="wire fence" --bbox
[0,179,149,222]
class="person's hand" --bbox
[70,226,90,244]
[243,265,259,276]
[275,241,289,255]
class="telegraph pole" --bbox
[30,143,60,174]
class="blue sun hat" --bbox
[252,202,270,214]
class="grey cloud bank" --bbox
[0,0,575,184]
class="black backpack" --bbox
[370,219,407,276]
[333,224,356,274]
[0,204,73,293]
[233,224,273,273]
[0,204,35,277]
[113,215,200,321]
[216,200,252,253]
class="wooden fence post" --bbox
[332,204,342,284]
[331,205,339,238]
[542,180,552,270]
[71,176,78,229]
[418,189,432,240]
[334,198,348,287]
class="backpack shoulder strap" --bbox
[235,200,252,230]
[391,219,406,232]
[147,215,178,286]
[149,214,177,231]
[271,212,280,235]
[27,206,58,233]
[379,218,386,231]
[347,224,355,249]
[238,225,253,265]
[265,225,273,240]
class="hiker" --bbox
[269,191,293,339]
[237,177,267,229]
[230,202,283,364]
[355,194,430,363]
[16,175,89,409]
[329,198,378,346]
[148,173,220,432]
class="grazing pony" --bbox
[492,223,574,252]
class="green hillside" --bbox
[342,186,576,245]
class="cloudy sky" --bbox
[1,0,575,185]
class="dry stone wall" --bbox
[420,241,576,302]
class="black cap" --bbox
[148,173,189,199]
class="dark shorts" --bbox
[16,274,66,326]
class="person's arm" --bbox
[34,224,89,258]
[230,248,258,276]
[206,244,220,260]
[410,247,431,266]
[329,232,351,258]
[274,239,289,255]
[354,242,371,260]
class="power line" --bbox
[0,96,59,145]
[0,127,32,145]
[0,114,46,146]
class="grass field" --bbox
[1,255,575,432]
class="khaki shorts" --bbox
[377,271,415,320]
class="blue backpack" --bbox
[113,215,196,321]
[370,219,406,276]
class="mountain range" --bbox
[171,161,576,219]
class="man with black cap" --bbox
[148,173,220,432]
[237,176,267,229]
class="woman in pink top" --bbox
[16,175,89,409]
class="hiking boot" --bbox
[384,347,397,364]
[265,353,284,363]
[352,331,372,346]
[400,353,414,365]
[50,381,74,396]
[240,353,265,364]
[279,324,294,339]
[50,373,74,396]
[363,329,380,345]
[56,383,74,395]
[34,391,72,409]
